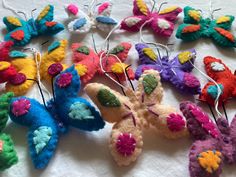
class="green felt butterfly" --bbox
[176,6,236,48]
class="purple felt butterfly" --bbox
[135,43,201,95]
[180,101,236,177]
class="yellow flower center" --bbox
[198,150,222,173]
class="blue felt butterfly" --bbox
[6,66,105,169]
[3,5,64,46]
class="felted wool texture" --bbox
[3,5,64,46]
[135,43,201,95]
[5,58,36,96]
[40,40,68,82]
[84,70,187,166]
[120,0,182,37]
[71,42,134,84]
[180,101,236,177]
[176,6,236,48]
[200,56,236,106]
[0,92,18,171]
[7,66,105,169]
[65,1,117,34]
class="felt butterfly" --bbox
[0,41,37,96]
[71,42,135,83]
[4,66,105,169]
[3,5,64,46]
[0,92,18,171]
[199,56,236,106]
[85,69,187,166]
[180,101,236,177]
[120,0,182,37]
[65,1,117,33]
[176,6,236,48]
[135,43,201,95]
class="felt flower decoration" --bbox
[180,101,236,177]
[71,42,134,83]
[135,43,201,95]
[2,66,105,169]
[3,5,64,46]
[176,6,236,48]
[120,0,182,37]
[65,1,117,33]
[84,69,188,166]
[0,41,37,96]
[0,92,18,171]
[199,56,236,106]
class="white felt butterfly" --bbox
[65,1,118,33]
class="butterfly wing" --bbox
[3,18,32,46]
[167,50,201,94]
[0,41,14,61]
[100,42,134,81]
[35,5,64,36]
[135,70,187,139]
[180,101,220,140]
[40,40,68,82]
[120,0,150,32]
[189,139,223,177]
[150,7,182,37]
[85,83,143,166]
[8,96,59,169]
[210,27,236,47]
[71,43,100,83]
[134,43,161,79]
[200,56,235,105]
[215,15,235,30]
[176,7,203,41]
[95,1,118,32]
[52,66,105,131]
[67,10,92,33]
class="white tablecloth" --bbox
[1,0,236,176]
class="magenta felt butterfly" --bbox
[120,0,182,37]
[180,101,236,177]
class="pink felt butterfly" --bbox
[120,0,182,37]
[71,42,135,84]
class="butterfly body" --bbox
[5,66,105,169]
[176,6,236,47]
[3,5,64,46]
[85,70,187,166]
[120,0,182,37]
[135,43,201,95]
[200,56,236,105]
[180,101,236,177]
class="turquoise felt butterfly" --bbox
[3,5,64,46]
[176,6,236,48]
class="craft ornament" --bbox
[3,5,64,46]
[0,41,37,96]
[84,69,188,166]
[180,101,236,177]
[1,66,105,169]
[120,0,182,37]
[135,43,201,95]
[176,6,236,48]
[200,56,236,105]
[0,92,18,171]
[65,1,118,33]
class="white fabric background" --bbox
[1,0,236,176]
